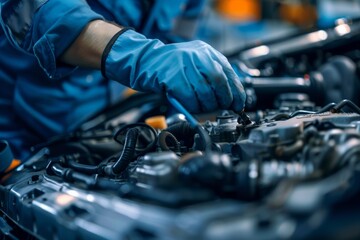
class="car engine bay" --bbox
[1,18,360,240]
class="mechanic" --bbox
[0,0,246,160]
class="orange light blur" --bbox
[216,0,261,21]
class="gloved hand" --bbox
[102,29,246,113]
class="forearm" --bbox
[60,20,122,69]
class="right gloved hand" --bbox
[102,29,246,113]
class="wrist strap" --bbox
[101,27,133,78]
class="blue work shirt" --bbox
[0,0,147,159]
[0,0,202,160]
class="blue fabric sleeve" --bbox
[91,0,206,38]
[0,0,104,79]
[88,0,144,29]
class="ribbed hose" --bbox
[67,160,102,174]
[158,131,181,152]
[165,122,197,148]
[111,128,139,175]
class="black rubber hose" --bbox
[158,131,181,152]
[51,163,66,177]
[49,161,122,190]
[165,122,197,147]
[51,163,97,187]
[66,160,103,175]
[316,102,336,114]
[332,99,360,114]
[192,124,211,152]
[269,113,290,121]
[111,128,139,175]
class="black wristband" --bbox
[101,27,133,79]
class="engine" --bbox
[2,96,360,240]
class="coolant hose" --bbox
[111,128,139,175]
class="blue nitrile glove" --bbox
[102,29,246,113]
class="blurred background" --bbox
[182,0,360,53]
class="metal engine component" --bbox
[136,152,180,187]
[206,112,239,143]
[2,99,360,240]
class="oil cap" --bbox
[0,140,13,173]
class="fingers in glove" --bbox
[204,61,235,110]
[191,75,219,112]
[167,68,202,113]
[193,51,234,110]
[211,52,246,112]
[222,63,246,112]
[184,64,219,112]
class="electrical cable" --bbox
[113,123,157,154]
[316,102,336,113]
[331,99,360,114]
[166,94,199,128]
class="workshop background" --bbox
[190,0,360,53]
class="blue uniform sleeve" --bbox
[0,0,104,79]
[88,0,144,29]
[92,0,206,37]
